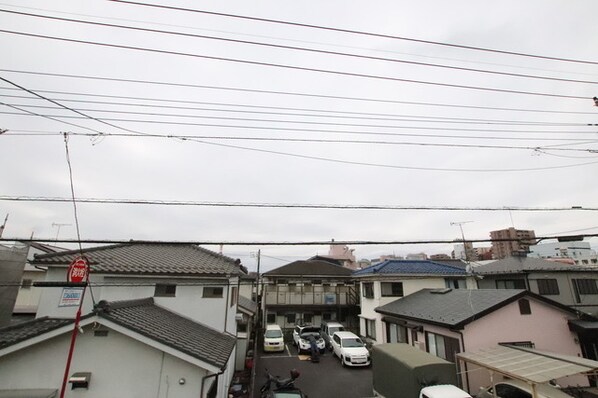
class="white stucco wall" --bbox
[36,269,239,334]
[359,278,451,342]
[0,324,209,398]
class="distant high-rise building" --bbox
[490,228,536,259]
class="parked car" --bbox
[263,324,285,353]
[419,385,472,398]
[478,380,573,398]
[320,321,345,350]
[330,331,371,367]
[292,325,325,354]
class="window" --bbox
[362,282,374,298]
[500,341,534,348]
[446,279,465,289]
[387,323,408,343]
[574,279,598,295]
[266,313,276,324]
[21,279,32,289]
[518,298,531,315]
[496,279,526,289]
[154,284,176,297]
[426,332,460,362]
[537,279,559,295]
[303,313,313,323]
[322,312,332,321]
[286,313,296,323]
[365,318,376,340]
[276,279,287,285]
[381,282,404,297]
[203,286,223,298]
[230,287,238,307]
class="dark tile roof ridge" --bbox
[190,245,239,266]
[94,297,154,313]
[21,241,67,253]
[33,243,128,261]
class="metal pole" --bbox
[59,283,87,398]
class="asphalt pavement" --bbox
[252,342,373,398]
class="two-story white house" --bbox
[352,259,475,344]
[0,243,244,398]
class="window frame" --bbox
[573,279,598,295]
[202,286,224,298]
[381,282,404,297]
[518,298,532,315]
[536,279,559,295]
[362,282,374,298]
[154,283,177,297]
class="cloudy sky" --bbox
[1,0,597,272]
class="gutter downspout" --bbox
[201,369,225,398]
[454,329,471,393]
[224,275,231,334]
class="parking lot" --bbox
[252,342,373,398]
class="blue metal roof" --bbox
[353,260,467,276]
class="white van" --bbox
[263,324,285,353]
[419,385,472,398]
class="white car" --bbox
[330,331,371,367]
[263,324,285,353]
[292,325,325,354]
[420,385,472,398]
[477,380,573,398]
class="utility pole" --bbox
[0,214,8,238]
[450,221,473,262]
[255,250,262,329]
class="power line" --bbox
[0,29,590,100]
[2,69,596,115]
[5,2,598,80]
[109,0,598,66]
[2,94,596,128]
[6,129,597,150]
[2,129,595,152]
[1,196,596,211]
[2,235,597,246]
[0,75,144,135]
[4,111,596,139]
[3,127,597,171]
[2,8,597,86]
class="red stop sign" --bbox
[68,256,89,283]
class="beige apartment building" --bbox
[490,227,537,259]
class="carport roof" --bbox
[457,345,598,383]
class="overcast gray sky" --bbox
[1,0,597,272]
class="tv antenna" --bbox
[52,222,71,241]
[450,221,474,261]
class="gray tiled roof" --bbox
[238,296,257,314]
[376,288,532,328]
[475,257,598,274]
[264,260,354,276]
[95,298,236,369]
[32,243,242,276]
[0,317,73,349]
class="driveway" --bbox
[252,343,373,398]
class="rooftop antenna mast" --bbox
[450,221,473,262]
[52,222,71,241]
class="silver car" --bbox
[477,380,573,398]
